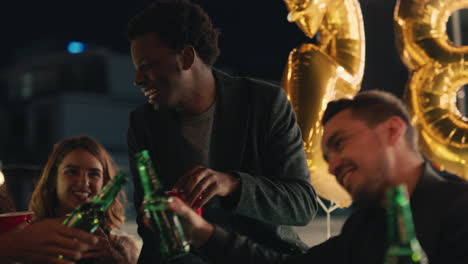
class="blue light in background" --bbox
[67,41,87,54]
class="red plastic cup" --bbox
[167,191,203,216]
[0,211,34,234]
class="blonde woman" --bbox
[29,136,139,264]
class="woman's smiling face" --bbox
[55,148,104,216]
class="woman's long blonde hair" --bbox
[29,136,125,230]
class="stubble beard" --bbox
[351,166,389,206]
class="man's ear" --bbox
[180,46,195,70]
[385,116,406,146]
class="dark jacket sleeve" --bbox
[230,88,317,226]
[200,225,342,264]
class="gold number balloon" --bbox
[395,0,468,179]
[282,0,365,207]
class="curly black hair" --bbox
[127,0,220,66]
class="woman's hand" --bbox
[80,228,112,259]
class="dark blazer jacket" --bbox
[127,69,318,263]
[200,163,468,264]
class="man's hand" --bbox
[0,218,98,264]
[167,197,214,248]
[172,165,240,209]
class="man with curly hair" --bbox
[126,0,317,263]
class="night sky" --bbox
[0,0,409,95]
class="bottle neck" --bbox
[138,163,164,201]
[137,150,165,198]
[90,172,127,210]
[386,185,417,246]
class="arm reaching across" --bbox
[0,218,98,264]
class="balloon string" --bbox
[316,196,339,239]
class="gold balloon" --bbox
[282,0,365,207]
[395,0,468,179]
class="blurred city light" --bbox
[67,41,87,54]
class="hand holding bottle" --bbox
[136,150,190,260]
[167,196,214,248]
[80,228,112,259]
[167,191,203,216]
[0,218,98,264]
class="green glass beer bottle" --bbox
[136,149,190,261]
[384,185,428,264]
[62,171,128,233]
